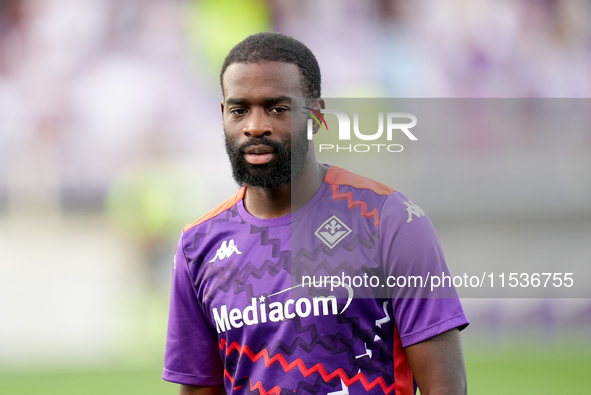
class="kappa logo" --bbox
[403,200,425,223]
[209,239,242,263]
[314,215,352,249]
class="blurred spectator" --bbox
[2,0,591,213]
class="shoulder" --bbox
[323,166,405,229]
[183,187,246,233]
[324,165,395,196]
[323,166,428,228]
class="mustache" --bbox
[237,137,284,153]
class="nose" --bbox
[243,108,272,137]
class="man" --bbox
[163,32,469,395]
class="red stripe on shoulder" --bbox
[324,166,395,195]
[183,187,245,232]
[393,322,414,395]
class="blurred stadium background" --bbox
[0,0,590,393]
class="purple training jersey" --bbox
[163,166,469,394]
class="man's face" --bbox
[221,61,311,189]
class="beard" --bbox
[224,126,310,189]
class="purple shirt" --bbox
[163,166,469,394]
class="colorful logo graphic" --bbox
[305,107,418,154]
[303,106,329,131]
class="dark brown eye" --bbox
[270,107,288,114]
[231,108,247,116]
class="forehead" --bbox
[222,61,305,101]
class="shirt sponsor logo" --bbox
[212,284,353,334]
[314,215,352,249]
[209,239,242,263]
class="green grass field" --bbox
[0,367,171,395]
[464,346,591,394]
[1,346,589,394]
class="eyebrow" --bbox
[225,96,292,105]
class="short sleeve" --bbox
[162,233,224,386]
[379,192,469,348]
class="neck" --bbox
[243,162,328,219]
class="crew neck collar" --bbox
[236,167,334,227]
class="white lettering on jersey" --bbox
[209,239,242,263]
[212,296,338,334]
[403,200,425,223]
[211,283,354,334]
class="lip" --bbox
[243,145,275,155]
[242,145,276,165]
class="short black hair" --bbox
[220,32,321,99]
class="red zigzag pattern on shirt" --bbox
[330,184,381,228]
[224,369,282,395]
[219,339,395,394]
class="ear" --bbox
[313,98,325,112]
[220,100,225,116]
